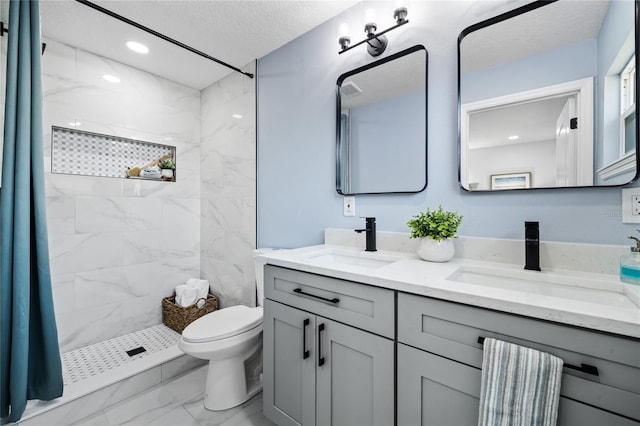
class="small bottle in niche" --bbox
[620,231,640,285]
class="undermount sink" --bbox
[298,248,400,270]
[447,265,640,309]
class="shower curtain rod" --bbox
[74,0,254,79]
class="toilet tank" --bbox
[253,248,279,307]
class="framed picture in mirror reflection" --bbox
[490,172,531,190]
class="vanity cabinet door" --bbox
[264,298,394,426]
[397,343,480,426]
[316,318,394,426]
[263,300,316,426]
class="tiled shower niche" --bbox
[51,126,177,181]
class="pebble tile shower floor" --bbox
[61,325,180,386]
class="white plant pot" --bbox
[161,168,174,178]
[416,237,455,262]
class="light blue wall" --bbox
[349,89,425,192]
[257,1,637,249]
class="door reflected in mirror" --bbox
[459,0,638,191]
[337,45,427,195]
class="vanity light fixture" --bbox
[126,40,149,54]
[338,5,409,57]
[508,135,519,140]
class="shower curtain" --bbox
[0,0,63,422]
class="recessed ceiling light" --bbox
[102,74,120,83]
[508,135,519,140]
[126,41,149,54]
[232,113,243,119]
[69,120,81,127]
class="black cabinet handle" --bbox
[318,323,326,367]
[302,318,310,360]
[564,363,599,376]
[293,288,339,304]
[477,336,599,377]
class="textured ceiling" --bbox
[40,0,358,90]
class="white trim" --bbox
[597,150,637,180]
[461,78,594,188]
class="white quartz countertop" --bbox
[259,244,640,339]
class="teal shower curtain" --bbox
[1,0,63,422]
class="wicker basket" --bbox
[162,294,218,334]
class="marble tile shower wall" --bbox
[42,39,201,352]
[200,62,256,308]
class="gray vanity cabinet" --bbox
[262,263,639,425]
[263,265,395,426]
[397,293,640,426]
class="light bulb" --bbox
[338,22,351,51]
[338,22,350,38]
[365,8,376,24]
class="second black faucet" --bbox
[524,221,541,271]
[355,217,377,252]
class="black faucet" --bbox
[524,221,541,271]
[355,217,377,252]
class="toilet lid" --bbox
[182,305,262,343]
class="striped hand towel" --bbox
[478,338,563,426]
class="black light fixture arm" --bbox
[74,0,254,79]
[338,19,408,55]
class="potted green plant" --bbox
[407,205,463,262]
[158,159,176,180]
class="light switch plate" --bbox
[621,188,640,223]
[343,196,355,216]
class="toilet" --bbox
[178,249,272,411]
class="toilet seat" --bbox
[182,305,263,343]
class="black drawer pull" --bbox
[477,336,599,377]
[564,363,599,376]
[318,323,326,367]
[293,288,340,304]
[302,318,310,360]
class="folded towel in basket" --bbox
[175,285,199,307]
[185,278,210,301]
[478,338,563,426]
[174,279,210,307]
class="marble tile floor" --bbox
[68,366,275,426]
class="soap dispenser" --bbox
[621,231,640,285]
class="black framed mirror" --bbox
[336,44,427,195]
[458,0,639,191]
